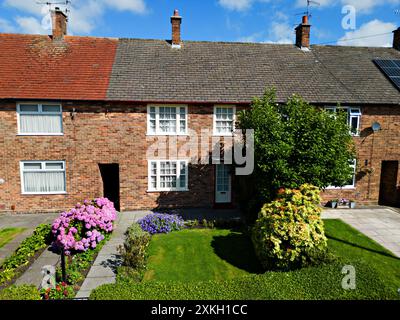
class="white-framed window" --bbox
[326,159,357,189]
[17,103,63,135]
[147,105,188,135]
[148,160,188,192]
[20,161,66,194]
[213,106,236,135]
[325,106,361,136]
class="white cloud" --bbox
[218,0,253,11]
[15,16,47,35]
[264,21,293,44]
[103,0,147,14]
[2,0,148,35]
[0,18,15,32]
[337,19,396,47]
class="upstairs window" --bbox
[17,103,63,135]
[147,105,187,135]
[213,106,236,135]
[20,161,66,194]
[325,106,361,136]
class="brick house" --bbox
[0,9,400,213]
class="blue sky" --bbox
[0,0,399,47]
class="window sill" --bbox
[325,186,356,190]
[147,189,189,193]
[146,133,189,137]
[17,133,64,136]
[22,192,67,195]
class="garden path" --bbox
[0,212,58,265]
[323,207,400,257]
[75,211,149,299]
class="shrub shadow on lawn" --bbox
[211,232,264,274]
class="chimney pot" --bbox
[393,27,400,50]
[170,9,182,47]
[295,15,311,49]
[51,7,67,40]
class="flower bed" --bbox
[0,224,52,288]
[138,213,184,235]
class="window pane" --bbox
[19,105,39,112]
[24,163,42,170]
[45,162,64,170]
[19,114,62,134]
[350,117,359,134]
[42,105,61,113]
[23,171,65,193]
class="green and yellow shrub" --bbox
[252,184,328,270]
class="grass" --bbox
[0,228,25,249]
[324,219,400,293]
[143,228,263,282]
[91,220,400,300]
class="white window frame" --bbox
[147,160,189,192]
[325,106,361,136]
[147,105,188,136]
[20,160,67,195]
[213,105,236,136]
[17,102,63,136]
[326,159,357,190]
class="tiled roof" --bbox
[0,34,400,105]
[107,39,400,105]
[0,34,117,100]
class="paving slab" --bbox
[76,211,148,299]
[322,207,400,258]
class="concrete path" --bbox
[75,211,149,299]
[323,208,400,257]
[0,213,58,265]
[14,247,60,287]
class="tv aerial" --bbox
[36,1,71,15]
[296,0,320,20]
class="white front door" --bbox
[215,164,231,203]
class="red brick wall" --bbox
[0,101,399,213]
[322,105,400,205]
[0,101,243,213]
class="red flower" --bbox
[63,290,69,296]
[61,282,67,287]
[44,294,49,300]
[56,286,61,292]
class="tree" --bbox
[236,89,356,222]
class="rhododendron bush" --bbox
[51,198,117,255]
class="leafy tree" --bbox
[236,89,356,222]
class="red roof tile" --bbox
[0,34,117,100]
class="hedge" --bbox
[90,260,398,300]
[0,285,41,300]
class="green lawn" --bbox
[143,228,263,282]
[0,228,25,249]
[91,220,400,300]
[324,219,400,293]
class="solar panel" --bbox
[374,59,400,91]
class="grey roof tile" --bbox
[107,39,400,105]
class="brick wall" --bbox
[0,101,399,213]
[0,101,243,213]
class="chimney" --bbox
[51,7,67,40]
[295,15,311,49]
[393,27,400,50]
[171,9,182,48]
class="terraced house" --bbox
[0,9,400,213]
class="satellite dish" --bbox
[371,122,381,132]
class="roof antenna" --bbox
[36,1,71,16]
[296,0,320,20]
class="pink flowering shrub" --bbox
[51,198,117,255]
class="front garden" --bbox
[90,189,400,300]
